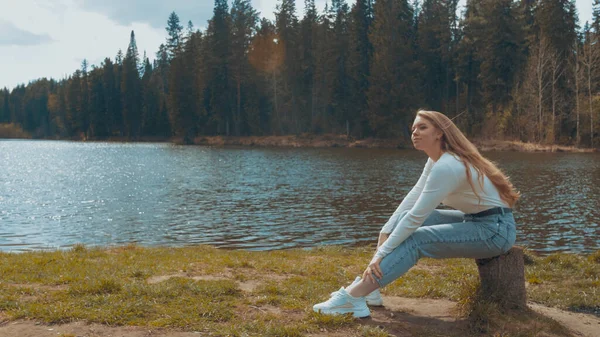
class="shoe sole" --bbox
[366,292,384,306]
[314,307,371,318]
[366,300,384,307]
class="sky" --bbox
[0,0,594,90]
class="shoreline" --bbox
[194,135,598,153]
[3,133,597,153]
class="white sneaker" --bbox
[348,276,384,307]
[313,287,371,318]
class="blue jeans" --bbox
[376,209,517,287]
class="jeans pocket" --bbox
[495,216,516,253]
[477,220,507,253]
[502,223,517,253]
[477,220,500,237]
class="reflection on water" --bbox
[0,140,598,254]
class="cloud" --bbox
[0,20,54,46]
[75,0,329,29]
[0,1,165,90]
[75,0,214,30]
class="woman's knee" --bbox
[380,237,420,272]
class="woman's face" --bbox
[411,116,442,152]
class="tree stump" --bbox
[475,246,527,310]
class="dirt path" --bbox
[1,296,598,337]
[0,320,200,337]
[528,303,600,337]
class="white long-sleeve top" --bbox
[375,152,509,259]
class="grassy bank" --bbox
[474,139,597,153]
[0,245,598,336]
[0,123,31,139]
[192,134,403,149]
[192,135,597,153]
[3,131,597,152]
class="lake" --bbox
[1,140,598,254]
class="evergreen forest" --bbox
[1,0,599,147]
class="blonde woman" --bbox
[313,110,519,318]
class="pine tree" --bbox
[248,18,282,134]
[100,58,117,136]
[0,88,9,123]
[155,43,170,111]
[519,0,536,54]
[275,0,300,133]
[22,79,51,136]
[88,66,107,138]
[417,0,453,111]
[299,0,319,132]
[311,4,336,134]
[47,84,67,136]
[205,0,232,135]
[187,20,195,37]
[455,0,490,133]
[0,89,4,123]
[169,29,203,143]
[347,0,373,137]
[574,29,583,145]
[151,44,171,137]
[367,0,418,138]
[593,0,600,34]
[66,71,82,135]
[139,51,147,77]
[80,59,90,137]
[330,0,351,134]
[167,59,183,138]
[478,0,525,116]
[230,0,259,136]
[121,30,142,139]
[166,12,184,61]
[8,86,25,132]
[140,56,154,136]
[113,50,124,136]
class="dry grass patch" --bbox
[0,123,31,139]
[475,139,596,152]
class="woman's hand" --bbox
[363,256,383,284]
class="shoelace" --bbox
[327,288,346,303]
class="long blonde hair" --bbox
[416,110,520,207]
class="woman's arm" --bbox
[377,233,389,248]
[380,158,434,234]
[375,161,461,259]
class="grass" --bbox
[192,135,598,152]
[0,245,598,336]
[191,134,407,149]
[524,251,600,315]
[0,123,31,139]
[474,139,597,152]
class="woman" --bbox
[313,110,519,318]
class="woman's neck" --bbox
[426,148,444,162]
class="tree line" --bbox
[0,0,599,147]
